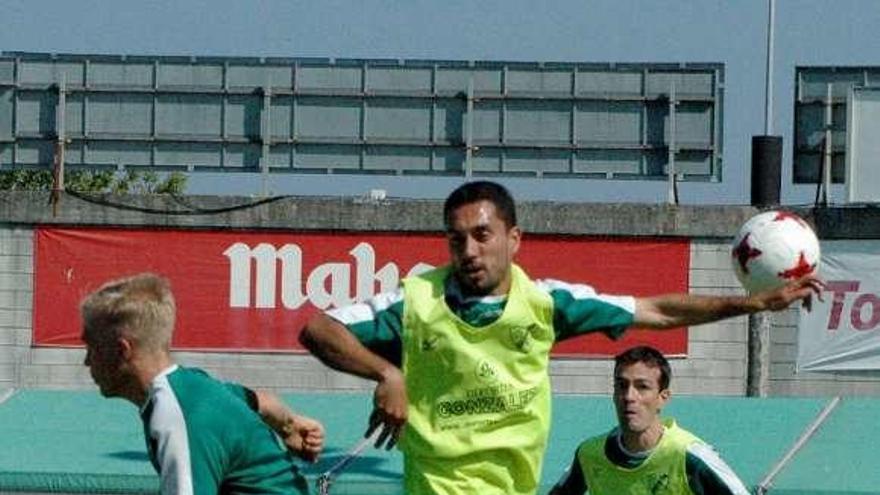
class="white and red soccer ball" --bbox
[731,211,821,293]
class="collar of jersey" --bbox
[140,364,180,413]
[444,275,509,307]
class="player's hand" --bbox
[280,414,325,463]
[366,367,407,450]
[755,275,825,312]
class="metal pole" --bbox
[763,0,776,135]
[51,74,67,216]
[667,81,677,204]
[465,77,474,178]
[56,74,66,191]
[746,311,771,397]
[316,430,380,495]
[751,0,778,387]
[260,83,271,197]
[755,397,841,494]
[822,82,833,204]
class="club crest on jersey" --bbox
[509,326,535,352]
[475,359,499,383]
[421,335,439,352]
[648,473,670,494]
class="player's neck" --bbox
[620,421,665,453]
[450,272,512,299]
[129,353,175,407]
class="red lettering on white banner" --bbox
[826,280,861,330]
[825,280,880,331]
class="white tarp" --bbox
[798,240,880,371]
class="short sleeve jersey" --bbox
[141,365,307,495]
[326,273,636,365]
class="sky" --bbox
[3,0,880,205]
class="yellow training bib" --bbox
[399,264,554,495]
[577,419,701,495]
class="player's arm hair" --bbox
[633,294,765,329]
[299,313,401,383]
[252,389,324,462]
[252,390,298,434]
[634,276,821,329]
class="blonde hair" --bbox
[80,273,176,353]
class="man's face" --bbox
[446,200,521,296]
[81,324,128,398]
[613,361,669,435]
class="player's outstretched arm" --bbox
[254,390,325,463]
[633,275,824,329]
[300,314,407,449]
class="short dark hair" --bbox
[614,345,671,391]
[443,181,517,229]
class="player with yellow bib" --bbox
[551,346,750,495]
[300,181,821,495]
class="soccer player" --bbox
[550,345,750,495]
[299,180,821,495]
[81,273,323,495]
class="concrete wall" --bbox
[1,191,879,397]
[0,227,32,391]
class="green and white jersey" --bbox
[551,425,751,495]
[326,272,636,364]
[141,365,306,495]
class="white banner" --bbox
[798,240,880,371]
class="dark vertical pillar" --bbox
[751,135,782,206]
[748,135,782,397]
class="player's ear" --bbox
[117,336,134,361]
[659,387,671,404]
[508,225,522,254]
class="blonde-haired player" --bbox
[81,273,323,495]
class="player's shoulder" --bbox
[535,279,635,310]
[327,287,405,324]
[152,366,246,422]
[164,366,221,393]
[534,278,599,296]
[172,367,249,400]
[685,441,750,495]
[685,440,725,465]
[144,368,190,435]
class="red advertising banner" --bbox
[34,227,689,356]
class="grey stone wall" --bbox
[0,227,33,391]
[1,191,879,397]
